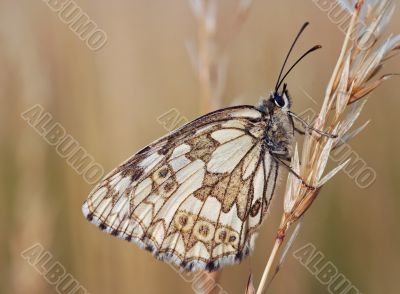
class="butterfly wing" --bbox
[82,105,281,271]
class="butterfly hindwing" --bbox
[82,105,281,271]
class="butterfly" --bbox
[82,23,329,272]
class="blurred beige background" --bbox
[1,0,400,293]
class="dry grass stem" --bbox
[190,0,253,113]
[256,1,400,293]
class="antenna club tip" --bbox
[310,45,323,51]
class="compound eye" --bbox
[274,93,288,108]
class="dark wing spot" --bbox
[145,244,155,253]
[111,229,119,236]
[99,223,107,230]
[120,166,144,182]
[158,167,169,178]
[179,215,188,226]
[164,180,176,192]
[137,145,151,155]
[205,261,218,272]
[250,199,261,217]
[218,230,227,242]
[229,235,237,242]
[158,144,170,155]
[235,252,243,262]
[180,261,188,269]
[198,224,210,237]
[187,262,195,271]
[131,168,144,181]
[86,212,93,221]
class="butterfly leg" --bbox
[294,127,306,135]
[272,155,316,190]
[288,111,337,139]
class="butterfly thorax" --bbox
[259,99,294,159]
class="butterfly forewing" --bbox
[82,105,281,271]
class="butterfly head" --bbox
[257,83,292,115]
[271,83,291,109]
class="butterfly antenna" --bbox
[275,45,322,91]
[275,22,310,92]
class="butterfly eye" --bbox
[274,94,288,108]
